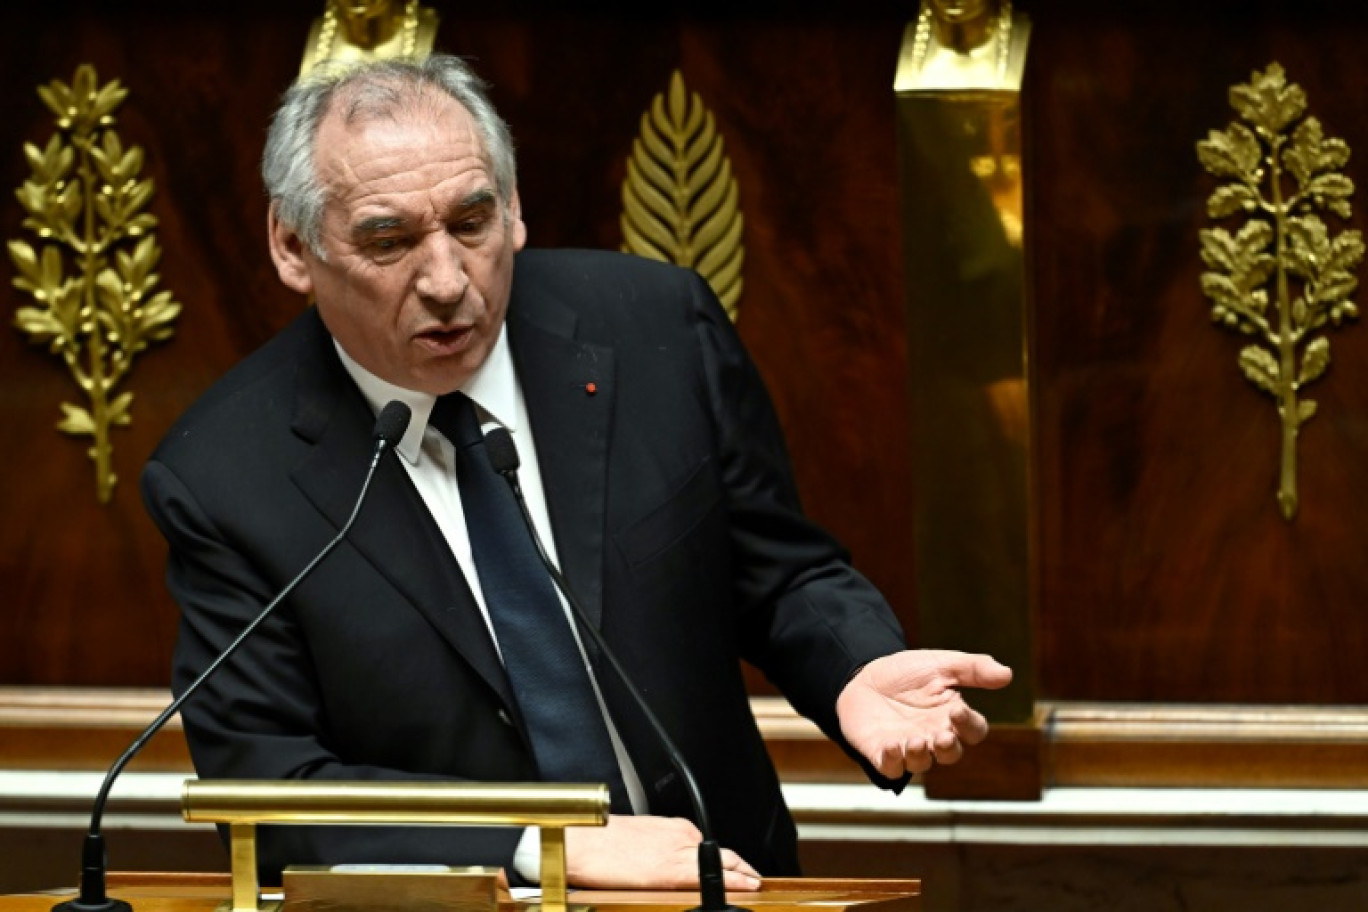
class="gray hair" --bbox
[262,54,517,254]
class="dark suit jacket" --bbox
[144,249,906,880]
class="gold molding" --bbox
[299,0,439,77]
[620,70,745,320]
[895,0,1030,94]
[8,65,182,504]
[1197,62,1362,520]
[895,9,1035,742]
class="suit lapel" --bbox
[508,296,615,632]
[286,311,517,713]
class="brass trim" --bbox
[895,0,1030,93]
[620,70,744,320]
[229,822,258,912]
[299,1,439,76]
[540,826,569,912]
[182,779,609,827]
[895,9,1036,733]
[183,780,607,912]
[1197,62,1362,520]
[8,65,182,504]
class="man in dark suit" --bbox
[143,54,1011,888]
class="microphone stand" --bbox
[483,428,747,912]
[54,403,410,912]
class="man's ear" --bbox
[508,189,528,252]
[267,205,316,295]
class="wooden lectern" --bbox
[0,779,918,911]
[0,874,921,912]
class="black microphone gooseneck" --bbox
[481,427,747,912]
[54,401,413,912]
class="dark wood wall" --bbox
[1029,1,1368,703]
[5,1,1368,710]
[0,2,916,689]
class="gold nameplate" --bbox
[281,865,497,912]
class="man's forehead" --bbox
[313,93,494,202]
[318,89,481,153]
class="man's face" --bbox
[269,91,526,395]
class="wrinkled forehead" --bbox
[313,86,491,185]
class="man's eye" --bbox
[365,237,408,258]
[453,217,490,237]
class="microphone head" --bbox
[484,427,521,476]
[373,401,412,448]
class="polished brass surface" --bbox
[185,781,607,912]
[540,827,568,912]
[282,866,497,912]
[1197,63,1362,520]
[895,1,1028,93]
[229,823,259,912]
[895,10,1034,729]
[620,70,744,320]
[299,0,439,76]
[7,65,182,504]
[929,0,995,54]
[183,780,610,826]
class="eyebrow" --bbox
[352,215,406,240]
[349,189,501,240]
[457,188,498,210]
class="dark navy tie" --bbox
[429,393,628,809]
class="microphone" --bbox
[55,401,412,912]
[482,427,747,912]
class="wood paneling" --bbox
[0,3,917,690]
[9,0,1368,723]
[1029,2,1368,703]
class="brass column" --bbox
[895,1,1040,798]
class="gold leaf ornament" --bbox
[621,70,745,319]
[8,64,181,504]
[1197,62,1362,520]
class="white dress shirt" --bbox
[335,327,645,879]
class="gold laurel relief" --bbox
[620,70,745,320]
[8,65,181,504]
[1197,63,1362,521]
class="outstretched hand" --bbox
[836,650,1012,778]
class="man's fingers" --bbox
[939,652,1013,691]
[950,703,990,746]
[888,738,933,775]
[719,849,762,880]
[872,741,906,778]
[930,728,963,765]
[723,871,764,891]
[567,814,751,889]
[719,848,763,891]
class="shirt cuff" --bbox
[512,826,541,884]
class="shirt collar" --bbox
[334,324,520,465]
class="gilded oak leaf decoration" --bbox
[1197,63,1361,520]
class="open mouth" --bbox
[417,326,474,352]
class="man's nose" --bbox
[414,234,469,305]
